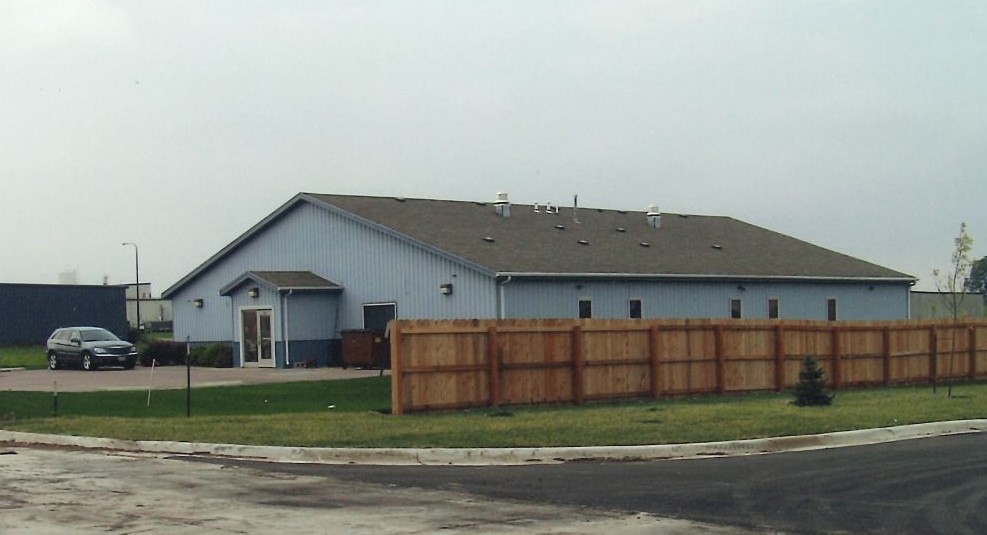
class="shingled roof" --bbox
[306,193,914,282]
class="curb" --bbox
[2,420,985,466]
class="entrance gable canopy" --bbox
[219,271,343,296]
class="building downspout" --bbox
[907,281,915,320]
[283,289,293,368]
[497,276,513,319]
[228,295,239,368]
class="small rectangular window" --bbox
[768,298,779,319]
[578,299,593,319]
[629,299,642,319]
[730,299,742,319]
[827,298,837,321]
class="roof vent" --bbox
[494,192,510,218]
[578,239,589,245]
[555,224,565,230]
[615,227,626,233]
[639,242,650,247]
[711,244,723,250]
[646,204,661,229]
[482,236,496,243]
[533,202,541,213]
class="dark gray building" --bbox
[163,192,916,368]
[0,283,129,346]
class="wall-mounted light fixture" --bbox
[192,298,204,308]
[440,283,453,295]
[737,285,746,292]
[248,287,259,298]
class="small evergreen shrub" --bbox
[204,343,233,368]
[185,343,233,368]
[140,341,187,367]
[126,326,142,344]
[187,345,210,367]
[792,355,834,406]
[212,348,233,368]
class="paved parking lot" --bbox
[0,366,386,392]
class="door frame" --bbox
[239,306,275,368]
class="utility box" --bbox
[341,329,389,369]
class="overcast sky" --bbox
[2,1,984,293]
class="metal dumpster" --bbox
[341,329,389,369]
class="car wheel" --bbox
[48,352,59,370]
[81,352,95,371]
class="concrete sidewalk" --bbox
[0,366,387,392]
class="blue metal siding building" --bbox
[163,193,916,368]
[500,279,909,321]
[0,284,129,346]
[167,199,498,367]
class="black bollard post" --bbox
[186,336,191,418]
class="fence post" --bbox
[487,325,500,407]
[882,327,892,386]
[715,325,726,395]
[571,325,584,404]
[650,324,662,399]
[968,325,977,381]
[831,327,842,390]
[774,324,785,391]
[929,326,938,390]
[390,322,403,415]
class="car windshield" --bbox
[80,329,120,342]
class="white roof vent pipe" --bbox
[494,192,511,217]
[646,204,661,229]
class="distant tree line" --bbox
[967,256,987,301]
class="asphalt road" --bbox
[0,446,745,534]
[193,433,987,534]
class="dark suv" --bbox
[46,327,138,371]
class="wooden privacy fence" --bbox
[388,318,987,414]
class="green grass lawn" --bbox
[0,346,46,370]
[143,332,174,341]
[2,376,986,448]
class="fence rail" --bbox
[389,318,987,414]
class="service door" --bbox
[241,308,274,368]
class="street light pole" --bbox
[122,242,140,334]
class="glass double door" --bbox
[241,308,273,367]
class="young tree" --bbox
[933,222,974,397]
